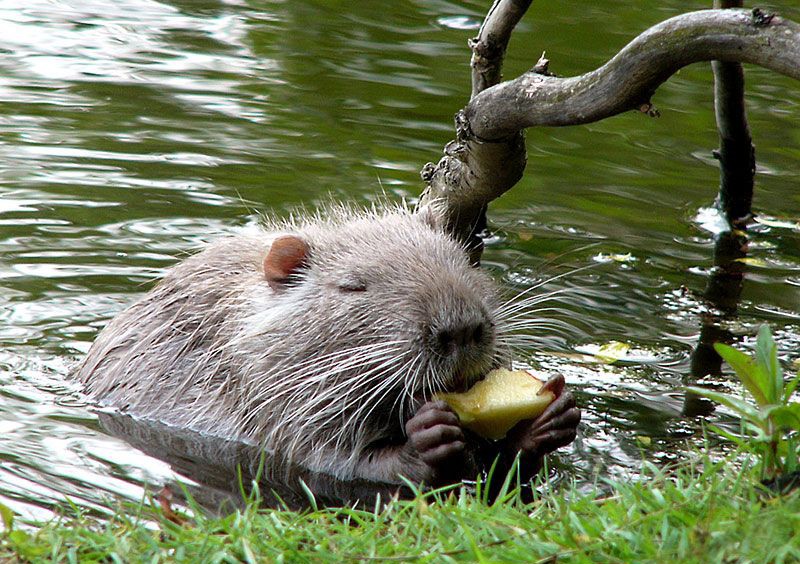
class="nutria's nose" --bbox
[436,321,486,355]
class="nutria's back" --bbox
[78,205,508,479]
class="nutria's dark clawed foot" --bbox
[502,374,581,477]
[399,376,581,485]
[403,400,477,485]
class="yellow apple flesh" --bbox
[435,368,555,440]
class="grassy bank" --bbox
[2,454,799,563]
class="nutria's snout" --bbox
[425,313,497,394]
[434,321,487,356]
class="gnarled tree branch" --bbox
[467,9,799,138]
[420,8,800,247]
[419,0,533,263]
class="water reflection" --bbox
[97,413,411,512]
[0,358,176,520]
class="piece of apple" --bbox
[434,368,556,440]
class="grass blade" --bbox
[784,372,800,403]
[756,325,783,403]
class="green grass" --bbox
[3,454,800,563]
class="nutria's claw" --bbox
[404,400,473,483]
[505,387,581,459]
[538,373,565,398]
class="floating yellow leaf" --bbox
[734,257,769,267]
[573,341,631,364]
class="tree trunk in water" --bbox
[712,0,756,226]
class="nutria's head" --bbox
[238,206,507,464]
[256,207,502,395]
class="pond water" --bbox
[1,0,799,520]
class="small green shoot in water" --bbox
[688,325,800,482]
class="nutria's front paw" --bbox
[403,400,471,485]
[505,374,581,466]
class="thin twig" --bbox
[470,0,533,98]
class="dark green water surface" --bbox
[1,0,799,518]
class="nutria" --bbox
[77,204,580,486]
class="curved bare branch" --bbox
[466,9,800,140]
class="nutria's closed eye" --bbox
[338,279,367,292]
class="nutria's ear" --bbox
[263,235,310,291]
